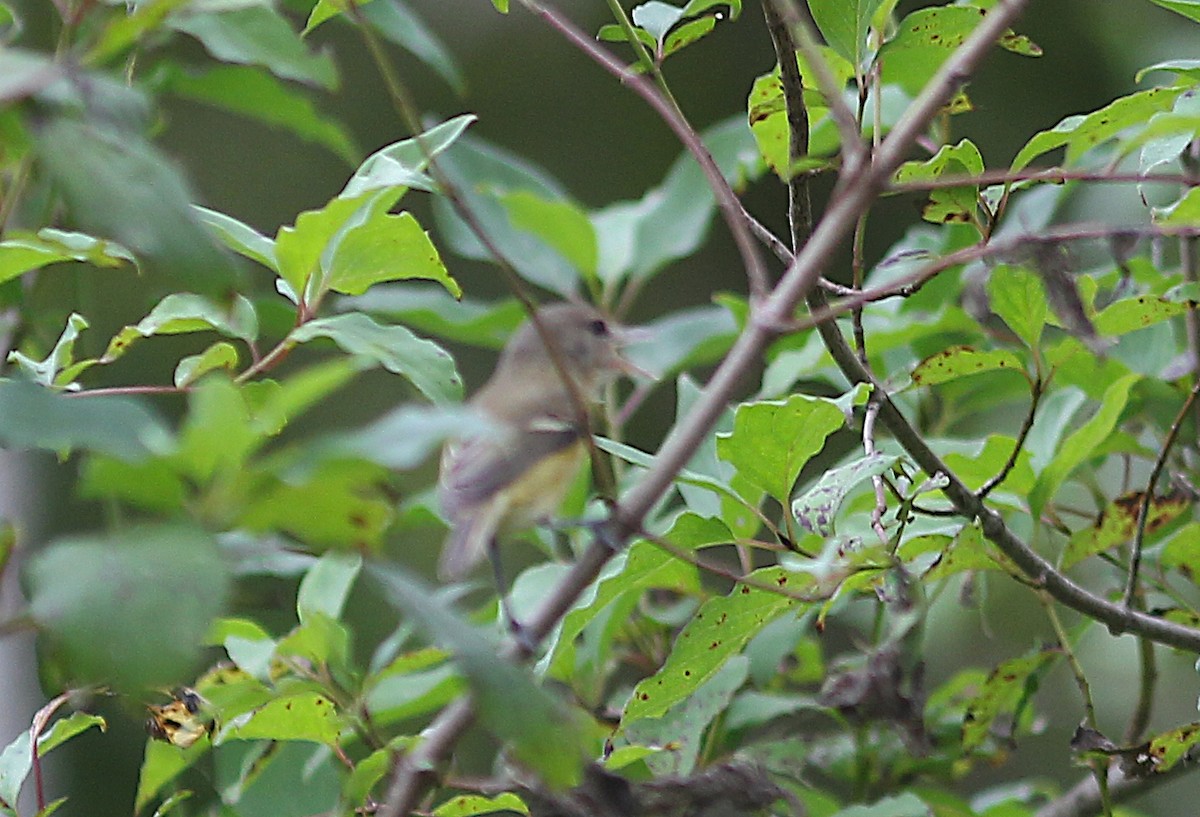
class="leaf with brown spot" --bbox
[962,648,1059,754]
[911,346,1025,387]
[1063,489,1190,568]
[1146,721,1200,773]
[622,567,811,723]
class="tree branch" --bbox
[764,0,1200,653]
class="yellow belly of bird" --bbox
[496,440,586,533]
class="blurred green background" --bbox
[2,1,1199,814]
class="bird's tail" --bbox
[438,506,502,581]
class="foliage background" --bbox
[1,1,1199,816]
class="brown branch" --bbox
[889,167,1200,193]
[1035,762,1194,817]
[382,1,1200,813]
[976,376,1042,500]
[518,0,770,301]
[1122,377,1200,608]
[765,0,1200,652]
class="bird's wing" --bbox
[437,417,581,518]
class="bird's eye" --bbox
[587,318,609,336]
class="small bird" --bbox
[437,302,643,586]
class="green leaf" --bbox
[240,459,393,549]
[893,139,985,224]
[1147,721,1200,772]
[1093,294,1191,335]
[79,455,187,513]
[662,16,717,58]
[0,228,133,286]
[39,712,107,755]
[0,378,169,461]
[161,64,358,164]
[432,133,578,296]
[327,209,459,297]
[297,551,362,622]
[0,708,105,809]
[833,792,932,817]
[174,341,239,387]
[940,435,1035,494]
[170,5,337,89]
[746,49,855,178]
[987,265,1048,348]
[0,523,12,579]
[543,515,706,680]
[103,292,258,364]
[1156,186,1200,226]
[194,206,279,271]
[275,192,376,301]
[881,6,1040,96]
[910,345,1025,386]
[1147,0,1200,23]
[1011,87,1185,171]
[433,793,530,817]
[791,453,898,536]
[173,377,269,481]
[338,289,525,349]
[595,116,760,284]
[1137,59,1200,82]
[217,693,341,745]
[1029,374,1139,519]
[366,662,465,726]
[623,567,809,722]
[291,313,462,403]
[360,0,466,93]
[625,656,748,775]
[135,737,207,815]
[342,747,391,809]
[342,114,476,198]
[27,523,230,689]
[320,403,493,470]
[35,117,242,296]
[809,0,884,69]
[962,648,1059,753]
[372,565,588,789]
[1063,490,1190,568]
[7,312,90,389]
[500,190,598,280]
[716,393,846,503]
[632,1,684,44]
[621,304,738,378]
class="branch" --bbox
[1036,763,1194,817]
[764,0,1200,652]
[888,167,1200,193]
[1122,377,1200,607]
[382,0,1112,812]
[519,0,770,301]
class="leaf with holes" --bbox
[792,453,898,536]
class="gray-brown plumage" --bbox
[437,303,639,581]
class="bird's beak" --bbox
[609,324,657,381]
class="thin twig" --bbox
[1124,634,1156,745]
[1034,762,1191,817]
[520,0,770,301]
[1122,377,1200,609]
[769,0,868,178]
[889,167,1200,193]
[768,0,1200,652]
[864,401,890,546]
[976,376,1043,500]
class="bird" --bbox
[437,302,643,592]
